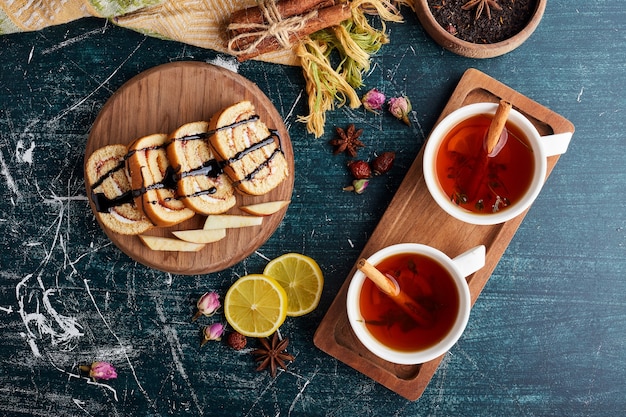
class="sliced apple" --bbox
[240,200,290,216]
[139,235,205,252]
[203,214,263,230]
[172,228,227,244]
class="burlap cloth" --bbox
[0,0,300,65]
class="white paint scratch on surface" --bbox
[72,399,94,416]
[207,55,239,73]
[84,279,153,408]
[0,306,13,314]
[577,86,584,102]
[47,38,146,126]
[154,298,204,416]
[16,139,35,164]
[28,46,34,63]
[41,27,108,55]
[0,147,21,201]
[40,192,89,280]
[244,377,280,417]
[284,89,302,121]
[16,272,84,357]
[255,250,271,262]
[287,367,318,416]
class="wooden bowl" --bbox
[414,0,547,58]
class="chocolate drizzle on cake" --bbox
[92,190,134,213]
[230,129,284,186]
[90,157,136,213]
[90,113,284,213]
[91,159,126,190]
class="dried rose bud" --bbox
[347,160,372,179]
[192,291,221,321]
[201,323,225,346]
[343,179,369,194]
[388,96,412,125]
[227,332,247,350]
[80,361,117,381]
[361,88,386,112]
[371,152,396,175]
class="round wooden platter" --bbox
[84,62,294,275]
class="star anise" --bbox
[252,333,295,377]
[461,0,502,20]
[329,124,365,157]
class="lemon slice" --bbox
[263,253,324,317]
[224,274,288,338]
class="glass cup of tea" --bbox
[422,102,573,225]
[346,243,485,365]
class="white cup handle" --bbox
[539,132,573,157]
[452,245,486,278]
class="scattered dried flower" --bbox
[201,323,225,346]
[371,152,396,175]
[388,96,412,126]
[192,291,221,321]
[227,332,248,350]
[80,361,117,381]
[343,179,369,194]
[347,160,372,179]
[361,88,386,112]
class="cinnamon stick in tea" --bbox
[464,99,512,201]
[357,258,433,328]
[485,100,512,155]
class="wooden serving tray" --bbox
[85,62,294,275]
[313,68,575,401]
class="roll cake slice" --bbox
[86,144,153,235]
[126,133,195,227]
[167,121,237,214]
[208,101,289,195]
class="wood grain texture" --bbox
[84,62,294,274]
[313,68,575,400]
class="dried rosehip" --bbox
[227,332,247,351]
[347,160,371,179]
[371,152,396,175]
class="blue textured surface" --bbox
[0,1,625,415]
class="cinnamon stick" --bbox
[229,3,352,62]
[229,0,336,36]
[357,258,433,328]
[485,100,512,155]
